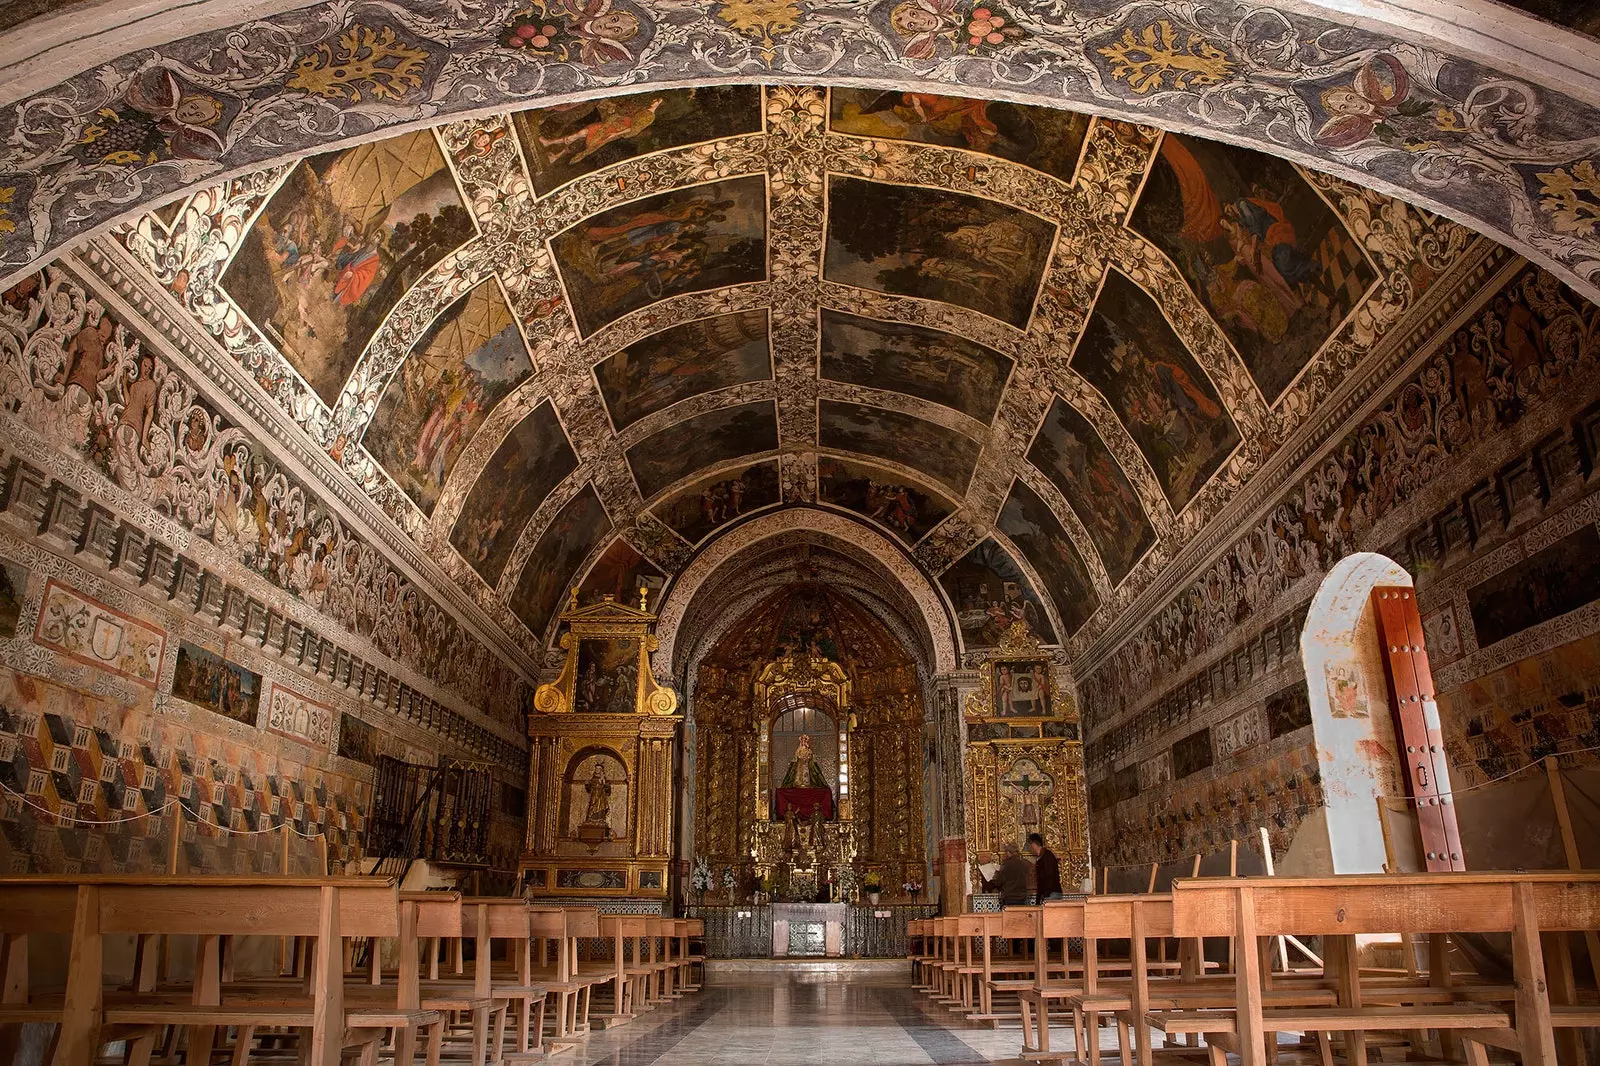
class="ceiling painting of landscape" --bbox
[577,540,665,607]
[653,461,782,545]
[1072,271,1241,512]
[997,480,1099,639]
[625,400,779,501]
[222,130,472,405]
[550,175,768,338]
[818,400,984,497]
[509,485,612,639]
[819,310,1013,423]
[1130,134,1378,404]
[817,456,955,545]
[939,538,1058,649]
[822,176,1055,329]
[449,401,578,586]
[595,309,771,431]
[513,86,764,196]
[828,89,1091,184]
[1027,398,1156,586]
[363,279,532,515]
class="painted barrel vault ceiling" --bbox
[66,81,1502,683]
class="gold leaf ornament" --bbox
[289,26,428,103]
[1098,19,1234,96]
[1539,161,1600,238]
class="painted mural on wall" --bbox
[363,278,533,515]
[939,538,1058,648]
[822,176,1055,329]
[577,540,664,607]
[1073,270,1240,511]
[513,86,764,196]
[551,175,768,337]
[1131,134,1377,403]
[0,268,529,722]
[0,666,367,874]
[819,309,1012,423]
[1027,397,1155,585]
[34,580,165,689]
[1466,524,1600,648]
[594,309,771,431]
[172,641,261,727]
[264,681,336,749]
[818,400,983,496]
[221,131,473,404]
[1440,631,1600,787]
[509,485,613,639]
[828,89,1090,184]
[653,460,781,545]
[817,456,954,545]
[625,399,778,501]
[997,481,1099,639]
[449,400,578,586]
[1082,265,1600,727]
[0,558,25,638]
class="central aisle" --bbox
[565,969,1029,1066]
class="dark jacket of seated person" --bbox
[985,844,1032,906]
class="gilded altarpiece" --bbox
[522,594,679,898]
[692,590,927,899]
[964,627,1089,890]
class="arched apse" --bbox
[656,508,959,676]
[4,3,1600,303]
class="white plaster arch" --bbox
[1298,552,1424,875]
[656,508,959,675]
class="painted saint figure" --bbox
[582,760,612,828]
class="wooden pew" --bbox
[1020,900,1086,1061]
[26,876,440,1066]
[528,906,606,1049]
[461,899,549,1061]
[1160,874,1578,1066]
[675,918,706,994]
[971,907,1041,1025]
[595,913,650,1026]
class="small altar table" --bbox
[771,902,846,957]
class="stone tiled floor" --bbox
[563,970,1062,1065]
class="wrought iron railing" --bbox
[685,903,938,957]
[364,756,493,877]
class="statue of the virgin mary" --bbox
[781,733,829,790]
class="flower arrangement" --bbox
[837,865,858,898]
[863,871,883,893]
[690,856,711,894]
[721,866,736,894]
[902,879,923,896]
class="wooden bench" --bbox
[1161,874,1600,1066]
[7,876,442,1066]
[594,913,651,1026]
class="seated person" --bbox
[984,842,1032,906]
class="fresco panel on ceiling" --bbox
[363,278,533,516]
[1072,270,1241,512]
[816,455,955,546]
[997,480,1099,639]
[1131,133,1377,404]
[221,130,473,406]
[513,86,764,197]
[1026,397,1156,586]
[625,399,779,500]
[595,308,771,431]
[819,309,1013,423]
[939,537,1059,648]
[817,399,983,496]
[550,175,768,338]
[822,176,1055,329]
[449,400,578,587]
[651,460,782,545]
[509,485,613,639]
[828,89,1090,184]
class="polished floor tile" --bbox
[561,971,1086,1065]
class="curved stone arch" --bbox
[656,508,959,674]
[4,5,1600,302]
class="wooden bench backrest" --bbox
[564,906,601,938]
[528,908,568,939]
[1038,900,1085,938]
[98,881,397,938]
[1083,895,1175,940]
[404,891,463,938]
[0,883,79,933]
[681,918,704,936]
[958,914,985,937]
[1171,876,1533,938]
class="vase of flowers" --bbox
[864,870,883,905]
[902,879,923,899]
[690,856,711,903]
